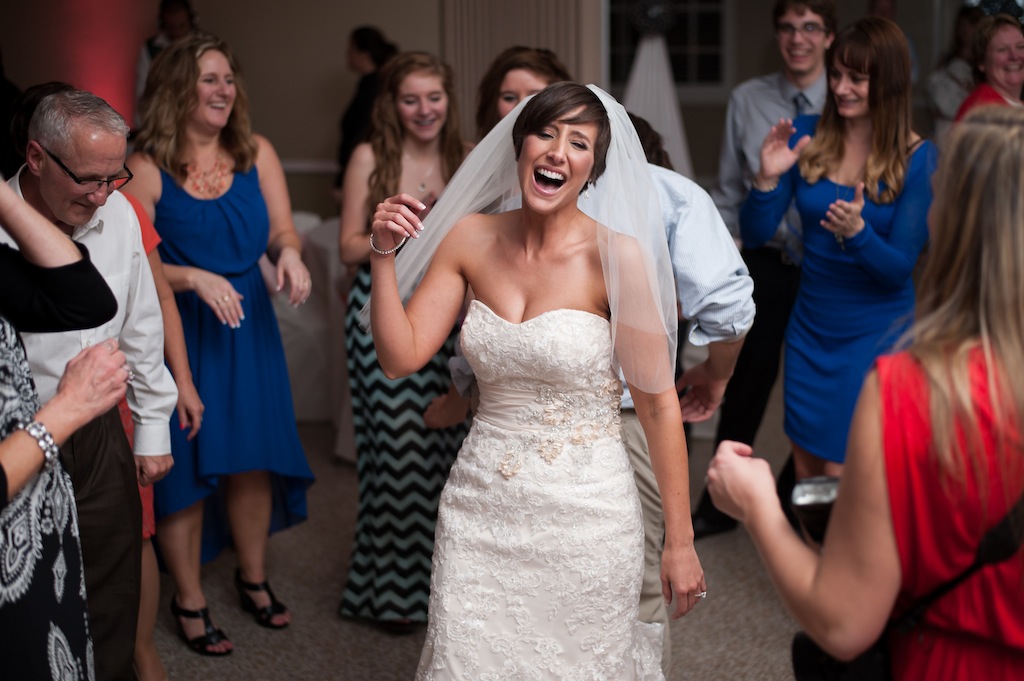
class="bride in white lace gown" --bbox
[366,83,705,679]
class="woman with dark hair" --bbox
[474,45,572,139]
[127,33,314,654]
[955,13,1024,120]
[710,105,1024,681]
[368,81,704,679]
[337,51,470,631]
[335,26,399,186]
[741,17,936,479]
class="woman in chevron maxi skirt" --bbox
[337,51,470,629]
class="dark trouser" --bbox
[696,247,800,517]
[61,407,142,681]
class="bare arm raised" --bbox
[368,193,468,378]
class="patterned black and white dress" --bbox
[0,242,117,680]
[340,263,469,623]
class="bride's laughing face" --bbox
[518,108,597,214]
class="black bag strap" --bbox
[894,490,1024,632]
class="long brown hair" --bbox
[134,32,258,184]
[799,17,914,203]
[366,52,465,213]
[475,46,572,139]
[908,106,1024,497]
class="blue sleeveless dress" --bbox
[740,115,937,463]
[152,167,314,562]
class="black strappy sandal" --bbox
[235,568,290,629]
[170,597,232,656]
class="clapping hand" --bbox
[821,182,866,242]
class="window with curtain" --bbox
[609,0,731,93]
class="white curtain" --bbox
[623,33,694,179]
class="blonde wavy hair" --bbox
[134,32,258,184]
[799,17,914,204]
[366,52,465,214]
[906,106,1024,497]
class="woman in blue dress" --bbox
[127,34,314,655]
[741,17,936,480]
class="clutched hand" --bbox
[706,440,777,524]
[55,339,130,423]
[370,193,428,253]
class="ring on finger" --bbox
[695,591,707,600]
[222,295,231,302]
[126,367,136,383]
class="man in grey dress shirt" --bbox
[694,0,837,538]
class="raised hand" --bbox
[370,193,427,253]
[756,119,812,188]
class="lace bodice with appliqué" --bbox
[415,300,664,681]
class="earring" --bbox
[583,185,591,199]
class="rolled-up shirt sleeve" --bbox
[653,165,754,346]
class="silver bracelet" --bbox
[16,420,60,469]
[369,233,407,256]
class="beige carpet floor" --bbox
[154,381,799,681]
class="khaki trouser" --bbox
[621,409,671,676]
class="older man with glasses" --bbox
[0,88,177,681]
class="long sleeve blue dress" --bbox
[740,115,937,462]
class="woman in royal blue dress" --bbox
[741,17,936,480]
[127,33,314,655]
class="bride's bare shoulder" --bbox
[446,210,518,243]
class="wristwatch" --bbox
[16,420,60,469]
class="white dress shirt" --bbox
[619,164,754,410]
[2,169,177,456]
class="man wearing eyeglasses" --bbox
[0,88,176,681]
[696,0,837,539]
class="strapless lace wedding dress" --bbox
[415,300,663,680]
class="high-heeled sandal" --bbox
[170,597,232,656]
[235,568,290,629]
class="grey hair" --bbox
[28,89,129,155]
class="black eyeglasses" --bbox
[776,22,828,37]
[43,148,133,193]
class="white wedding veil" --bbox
[362,84,677,395]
